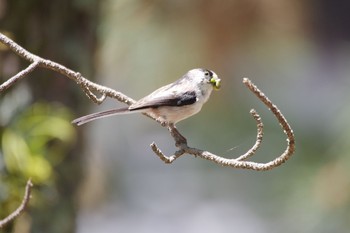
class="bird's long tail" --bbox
[72,107,133,126]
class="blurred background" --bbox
[1,0,350,232]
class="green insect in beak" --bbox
[210,75,221,90]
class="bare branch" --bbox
[0,33,135,106]
[152,78,295,171]
[0,179,33,228]
[0,33,295,171]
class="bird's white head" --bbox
[186,68,221,91]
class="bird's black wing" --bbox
[129,91,197,111]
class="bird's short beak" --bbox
[210,74,221,90]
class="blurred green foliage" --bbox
[0,102,76,230]
[2,103,75,183]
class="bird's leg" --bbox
[168,123,187,147]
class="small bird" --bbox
[72,68,221,126]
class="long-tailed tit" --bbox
[72,68,221,126]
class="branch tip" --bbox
[242,77,250,84]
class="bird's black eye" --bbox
[204,71,210,77]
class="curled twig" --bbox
[0,179,33,228]
[0,32,295,171]
[151,78,295,170]
[234,109,264,161]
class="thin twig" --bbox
[150,143,185,163]
[234,109,263,161]
[0,179,33,228]
[0,61,39,92]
